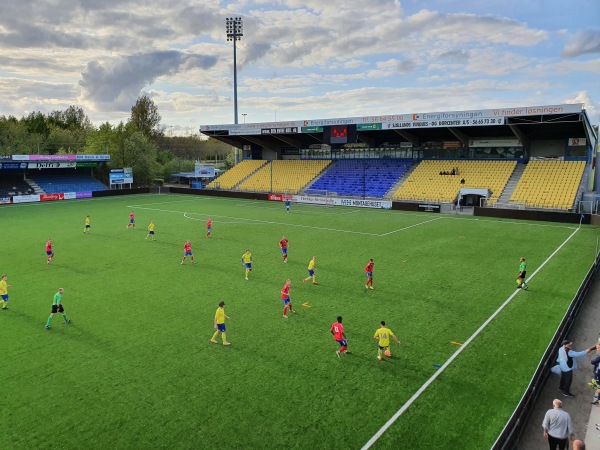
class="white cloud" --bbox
[562,30,600,58]
[0,0,594,129]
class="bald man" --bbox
[542,399,574,450]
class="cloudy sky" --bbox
[0,0,598,134]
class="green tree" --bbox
[129,94,162,141]
[124,131,160,185]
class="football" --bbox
[384,350,391,357]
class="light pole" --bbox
[226,17,243,125]
[242,113,247,124]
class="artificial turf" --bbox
[1,193,597,449]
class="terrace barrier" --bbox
[493,250,600,449]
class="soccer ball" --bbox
[384,350,391,357]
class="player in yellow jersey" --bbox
[374,321,400,361]
[145,220,155,240]
[303,256,317,284]
[0,274,12,310]
[241,249,252,280]
[83,215,91,234]
[210,301,231,346]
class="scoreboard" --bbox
[324,124,357,145]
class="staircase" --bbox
[384,160,419,199]
[230,161,269,190]
[496,163,526,204]
[302,161,335,194]
[25,178,45,194]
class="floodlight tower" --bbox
[226,17,243,125]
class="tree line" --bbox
[0,95,233,186]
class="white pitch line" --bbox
[179,209,438,237]
[180,211,378,236]
[233,202,358,215]
[379,217,443,236]
[128,198,208,207]
[361,225,581,450]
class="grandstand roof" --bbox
[200,103,597,151]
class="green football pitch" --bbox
[1,194,598,449]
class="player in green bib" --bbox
[45,288,71,329]
[517,258,528,290]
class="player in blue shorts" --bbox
[181,240,195,264]
[0,274,12,310]
[241,249,252,280]
[281,279,294,318]
[210,301,230,346]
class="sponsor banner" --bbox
[1,162,28,169]
[0,197,11,204]
[337,198,392,209]
[63,192,77,200]
[387,117,505,129]
[301,126,323,133]
[568,138,586,146]
[291,195,391,209]
[76,154,110,160]
[12,194,40,204]
[76,191,93,199]
[356,123,382,131]
[418,204,441,213]
[194,165,216,177]
[293,195,335,206]
[28,162,77,169]
[0,155,12,161]
[261,127,298,134]
[12,155,30,160]
[29,154,77,161]
[40,193,65,202]
[229,128,263,136]
[469,138,521,147]
[201,104,581,134]
[109,168,133,185]
[268,194,283,202]
[281,147,301,155]
[76,162,98,167]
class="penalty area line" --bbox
[180,211,378,236]
[361,225,581,450]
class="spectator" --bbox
[542,399,574,450]
[573,439,585,450]
[591,343,600,404]
[460,178,465,184]
[557,340,592,397]
[451,168,456,175]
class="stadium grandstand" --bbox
[0,155,111,204]
[200,103,597,215]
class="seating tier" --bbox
[509,161,585,209]
[392,160,516,203]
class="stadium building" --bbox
[200,103,598,222]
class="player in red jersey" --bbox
[281,279,294,318]
[330,316,349,358]
[279,235,288,263]
[45,238,54,264]
[181,240,195,264]
[206,217,212,238]
[365,259,374,290]
[127,211,136,228]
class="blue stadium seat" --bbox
[30,174,108,193]
[308,159,412,198]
